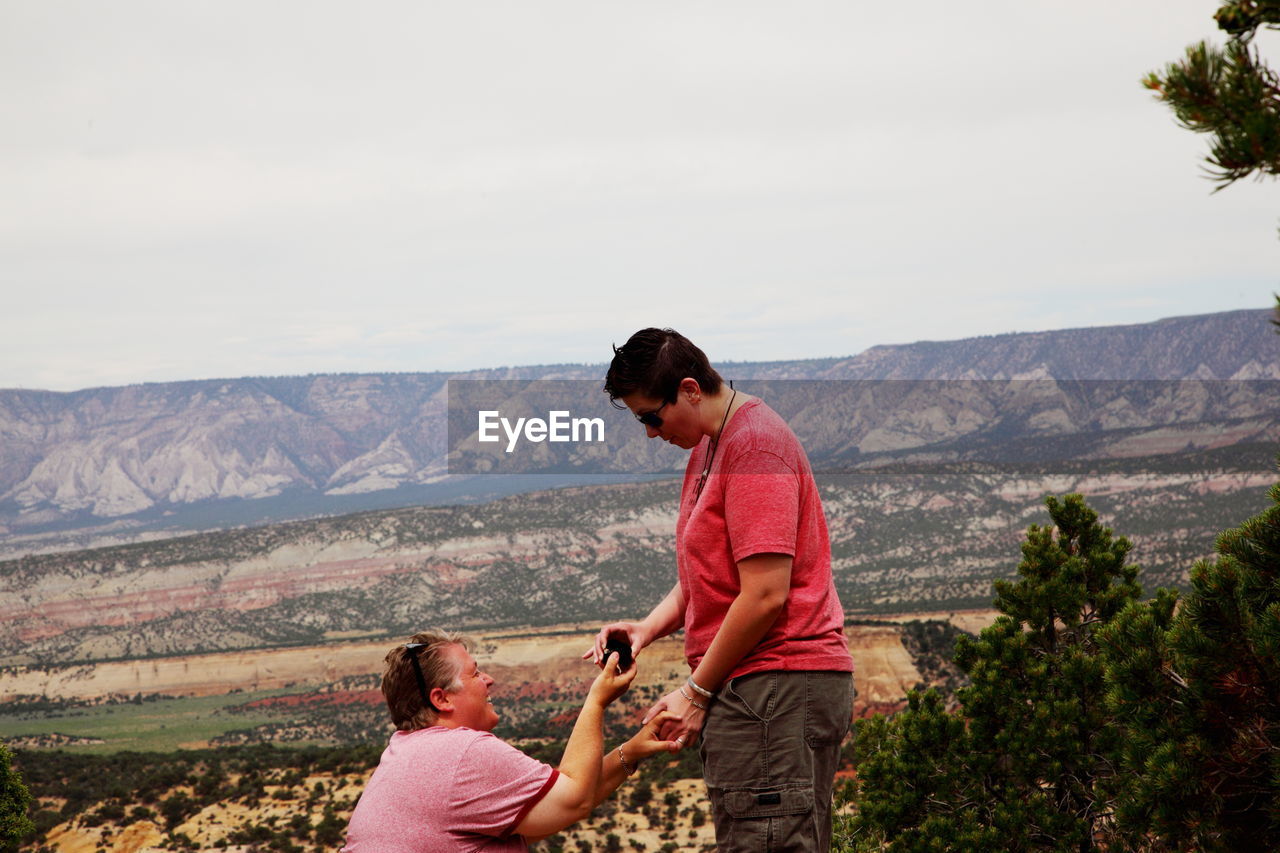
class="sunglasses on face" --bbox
[635,399,671,429]
[404,642,441,712]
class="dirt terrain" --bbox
[879,608,999,635]
[0,616,961,716]
[37,769,720,853]
[38,770,371,853]
[0,639,394,703]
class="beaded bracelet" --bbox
[678,685,708,711]
[617,747,635,776]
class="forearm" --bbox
[689,562,789,693]
[638,582,685,646]
[591,736,642,805]
[519,663,642,839]
[556,700,607,807]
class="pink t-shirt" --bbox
[676,397,853,679]
[343,726,558,853]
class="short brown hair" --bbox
[604,327,723,405]
[381,629,470,731]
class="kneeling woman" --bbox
[343,629,677,852]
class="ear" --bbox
[429,686,453,713]
[679,377,702,401]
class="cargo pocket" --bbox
[724,671,778,722]
[804,671,853,748]
[714,785,815,852]
[723,785,813,818]
[702,673,779,787]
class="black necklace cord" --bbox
[694,388,737,504]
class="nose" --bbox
[481,672,495,687]
[644,424,661,439]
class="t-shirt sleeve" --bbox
[450,732,558,838]
[723,448,800,563]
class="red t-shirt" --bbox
[676,397,853,679]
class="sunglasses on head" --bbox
[404,642,441,712]
[635,399,672,429]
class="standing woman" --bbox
[586,327,854,852]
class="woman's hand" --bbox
[586,651,637,708]
[625,711,683,759]
[642,686,707,750]
[582,622,648,668]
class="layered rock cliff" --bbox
[1,308,1275,544]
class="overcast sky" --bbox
[3,1,1277,392]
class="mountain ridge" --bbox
[2,308,1275,549]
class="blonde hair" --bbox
[381,629,471,731]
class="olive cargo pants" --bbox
[699,670,854,852]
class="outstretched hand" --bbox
[626,711,683,759]
[587,651,637,708]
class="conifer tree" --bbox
[844,495,1141,852]
[0,742,34,852]
[1144,1,1280,189]
[1145,1,1280,322]
[1101,479,1280,850]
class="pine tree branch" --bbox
[1162,664,1190,690]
